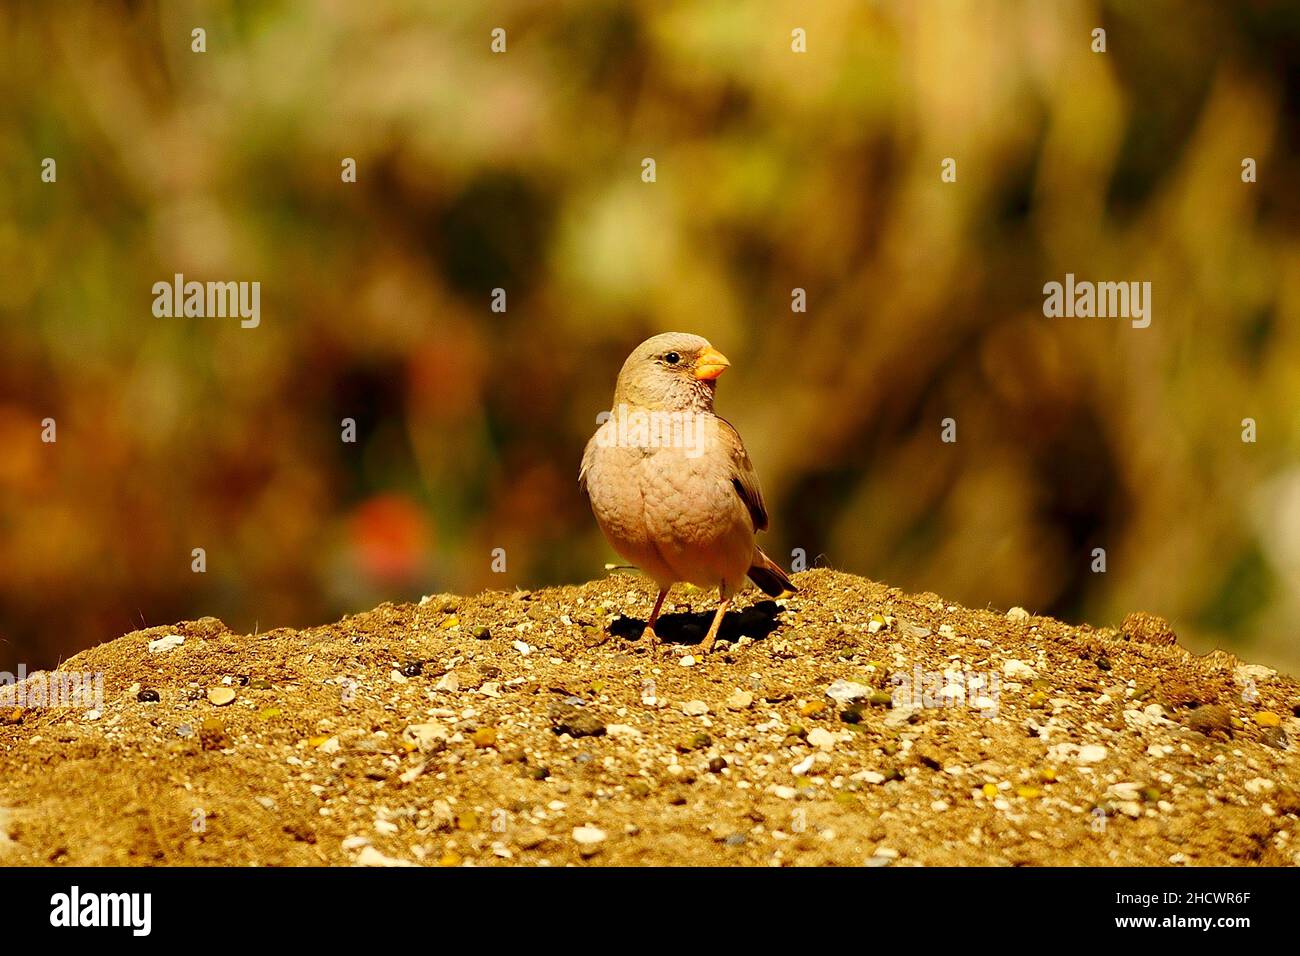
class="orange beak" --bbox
[694,346,731,381]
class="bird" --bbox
[579,332,795,656]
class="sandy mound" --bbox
[1,569,1296,866]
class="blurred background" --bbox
[1,0,1297,672]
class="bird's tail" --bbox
[748,548,797,597]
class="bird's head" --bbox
[611,332,731,412]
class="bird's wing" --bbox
[578,429,600,498]
[715,416,769,532]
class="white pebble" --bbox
[572,826,607,846]
[825,680,870,703]
[726,690,754,710]
[1002,659,1036,680]
[1077,744,1108,764]
[851,770,885,785]
[807,728,837,751]
[356,846,417,867]
[147,633,185,654]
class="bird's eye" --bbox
[664,352,680,365]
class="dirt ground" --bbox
[1,568,1297,867]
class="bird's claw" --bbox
[641,626,659,656]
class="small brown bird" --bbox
[580,332,795,656]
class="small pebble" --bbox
[207,687,236,707]
[726,690,754,710]
[517,827,548,850]
[1002,659,1036,680]
[1245,777,1275,794]
[807,728,836,751]
[572,825,607,849]
[1260,727,1289,750]
[550,705,606,738]
[1186,705,1233,737]
[356,846,416,867]
[825,680,871,703]
[147,633,185,654]
[136,689,160,703]
[1077,744,1108,765]
[402,722,450,752]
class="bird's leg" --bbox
[698,597,731,656]
[642,587,668,653]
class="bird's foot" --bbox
[697,598,728,659]
[641,626,660,656]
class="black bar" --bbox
[0,866,1282,940]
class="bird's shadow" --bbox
[609,600,784,648]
